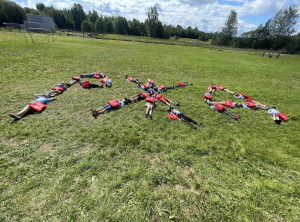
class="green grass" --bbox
[0,31,300,221]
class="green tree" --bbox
[145,6,159,37]
[81,20,91,34]
[114,16,128,35]
[222,10,238,38]
[88,10,98,23]
[175,25,184,37]
[128,18,142,36]
[36,3,45,11]
[71,3,86,30]
[0,0,26,25]
[52,9,67,29]
[269,5,299,38]
[155,21,164,38]
[104,17,114,33]
[95,16,105,33]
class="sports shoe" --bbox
[197,122,203,126]
[149,115,153,120]
[99,84,104,88]
[234,114,240,120]
[174,103,180,106]
[9,113,21,120]
[91,110,98,119]
[191,125,197,129]
[145,114,148,118]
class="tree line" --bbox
[212,6,299,53]
[0,0,299,53]
[0,0,212,41]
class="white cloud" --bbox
[179,0,217,6]
[239,0,295,15]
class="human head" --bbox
[272,106,276,109]
[168,106,174,112]
[106,79,112,88]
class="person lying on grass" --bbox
[125,75,142,84]
[100,77,112,88]
[154,93,180,107]
[35,79,78,98]
[156,85,175,92]
[125,93,147,103]
[80,72,106,79]
[9,96,56,120]
[208,84,217,95]
[174,82,193,88]
[208,102,240,120]
[203,92,213,103]
[233,92,254,101]
[167,106,202,129]
[147,79,156,88]
[144,94,157,120]
[138,83,152,91]
[268,107,282,125]
[80,72,112,87]
[91,99,126,118]
[80,80,104,89]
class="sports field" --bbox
[0,32,300,221]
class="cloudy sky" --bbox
[16,0,300,34]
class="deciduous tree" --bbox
[71,3,86,30]
[222,10,238,38]
[145,6,159,37]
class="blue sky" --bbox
[16,0,300,34]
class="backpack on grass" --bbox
[108,100,120,108]
[28,101,47,112]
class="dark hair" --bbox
[272,106,276,109]
[168,106,173,111]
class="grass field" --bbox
[0,31,300,221]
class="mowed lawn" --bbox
[0,32,300,221]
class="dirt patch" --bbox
[39,143,53,152]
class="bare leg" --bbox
[149,105,153,119]
[67,79,78,86]
[91,107,106,118]
[9,105,32,119]
[129,95,141,103]
[35,92,58,98]
[159,99,171,106]
[95,107,106,113]
[49,90,63,97]
[145,103,151,117]
[253,101,269,110]
[224,89,235,94]
[165,98,179,106]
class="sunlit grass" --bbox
[0,32,299,221]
